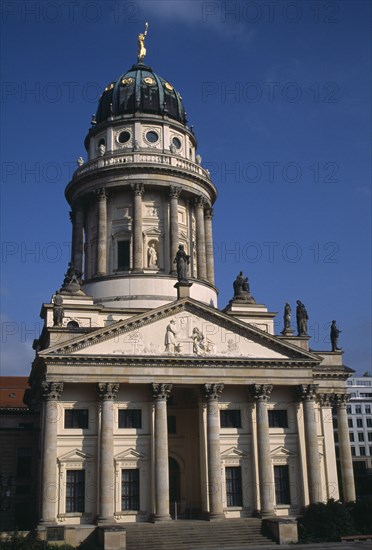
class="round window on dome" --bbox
[146,131,159,144]
[118,131,131,144]
[172,137,182,150]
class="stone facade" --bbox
[25,56,355,538]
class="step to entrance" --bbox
[124,519,277,549]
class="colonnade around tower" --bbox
[69,184,215,285]
[39,381,355,525]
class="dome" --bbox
[95,63,187,125]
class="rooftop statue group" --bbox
[232,271,256,303]
[280,301,342,351]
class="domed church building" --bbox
[28,28,355,547]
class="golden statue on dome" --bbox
[137,22,149,63]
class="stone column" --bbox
[204,207,215,285]
[39,382,63,524]
[131,183,144,273]
[250,384,275,517]
[169,186,182,274]
[298,384,322,503]
[335,394,356,502]
[194,196,207,280]
[202,384,224,519]
[97,383,119,523]
[70,202,84,274]
[96,188,108,276]
[152,383,172,521]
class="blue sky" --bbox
[1,0,371,376]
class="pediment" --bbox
[115,448,147,461]
[58,449,93,463]
[221,447,249,459]
[271,446,296,458]
[41,298,320,363]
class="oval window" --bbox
[146,131,159,144]
[172,137,182,150]
[118,131,131,144]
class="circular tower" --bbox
[65,57,217,310]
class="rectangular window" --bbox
[347,406,352,414]
[348,418,353,428]
[118,409,142,429]
[117,241,130,271]
[122,469,139,511]
[356,405,362,414]
[366,418,372,428]
[365,406,371,414]
[66,470,85,513]
[358,433,365,442]
[167,416,176,434]
[274,465,290,505]
[65,409,89,429]
[349,433,354,442]
[220,410,241,429]
[357,418,363,428]
[225,467,242,507]
[359,447,366,456]
[351,446,356,456]
[16,448,32,477]
[370,446,372,455]
[368,433,372,442]
[268,410,288,428]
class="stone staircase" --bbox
[124,519,277,549]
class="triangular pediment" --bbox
[40,298,320,364]
[271,446,296,458]
[115,448,147,461]
[58,449,93,463]
[221,447,249,459]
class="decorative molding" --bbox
[249,384,273,401]
[131,183,145,196]
[96,187,108,201]
[318,393,335,407]
[204,207,214,220]
[201,383,224,400]
[297,384,318,401]
[152,383,172,400]
[40,381,63,401]
[96,382,119,400]
[169,186,182,199]
[194,195,207,208]
[333,393,350,408]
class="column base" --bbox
[152,513,172,522]
[96,516,116,525]
[258,509,276,518]
[206,512,225,521]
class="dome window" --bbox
[118,131,131,144]
[172,137,182,150]
[146,131,159,144]
[98,138,105,147]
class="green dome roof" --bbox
[96,64,187,125]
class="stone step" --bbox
[125,519,277,549]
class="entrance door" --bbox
[169,457,180,518]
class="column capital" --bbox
[97,382,119,400]
[204,206,214,220]
[96,187,108,201]
[201,383,224,400]
[152,383,172,400]
[194,195,207,208]
[318,393,335,407]
[169,185,182,199]
[131,183,145,196]
[40,381,63,401]
[249,384,273,401]
[333,393,350,408]
[297,383,318,401]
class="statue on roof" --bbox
[330,320,342,351]
[137,22,149,63]
[232,271,255,303]
[174,244,190,282]
[296,300,308,336]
